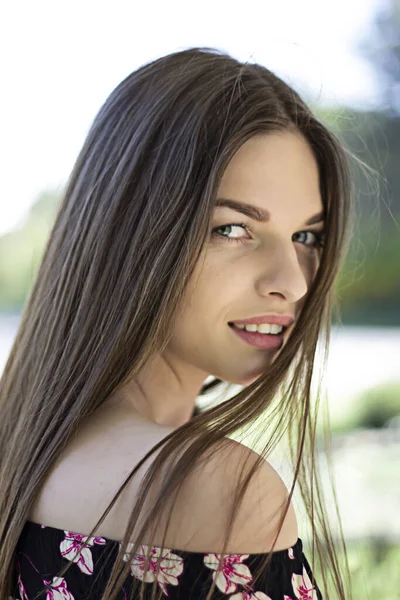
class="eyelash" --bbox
[211,222,326,250]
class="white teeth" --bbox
[232,323,283,334]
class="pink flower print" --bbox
[17,572,29,600]
[204,553,254,595]
[288,547,295,559]
[230,591,272,599]
[42,576,75,599]
[292,567,319,599]
[60,530,106,575]
[120,542,184,596]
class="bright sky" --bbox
[0,0,384,234]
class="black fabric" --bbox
[11,520,324,599]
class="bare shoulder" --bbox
[161,437,299,554]
[29,406,298,555]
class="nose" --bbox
[255,239,311,303]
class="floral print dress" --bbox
[10,520,323,599]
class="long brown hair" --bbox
[0,46,367,599]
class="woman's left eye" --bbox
[211,223,325,249]
[292,230,326,249]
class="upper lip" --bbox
[229,314,294,327]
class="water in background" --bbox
[1,312,399,543]
[1,313,399,396]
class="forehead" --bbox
[217,131,323,220]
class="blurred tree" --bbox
[350,380,400,429]
[312,105,400,325]
[0,191,59,311]
[309,2,400,325]
[358,0,400,117]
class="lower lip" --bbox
[229,323,284,350]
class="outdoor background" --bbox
[0,0,399,597]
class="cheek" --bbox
[196,259,246,320]
[171,260,238,342]
[295,256,320,312]
[299,252,320,287]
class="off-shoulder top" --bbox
[10,520,323,599]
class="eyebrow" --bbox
[215,197,325,226]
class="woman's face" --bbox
[168,130,324,387]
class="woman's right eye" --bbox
[211,223,253,244]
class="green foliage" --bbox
[312,380,400,437]
[325,380,400,434]
[314,106,400,325]
[311,537,400,599]
[349,380,400,429]
[0,191,59,311]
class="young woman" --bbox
[0,46,359,600]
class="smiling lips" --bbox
[229,314,294,327]
[228,322,285,350]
